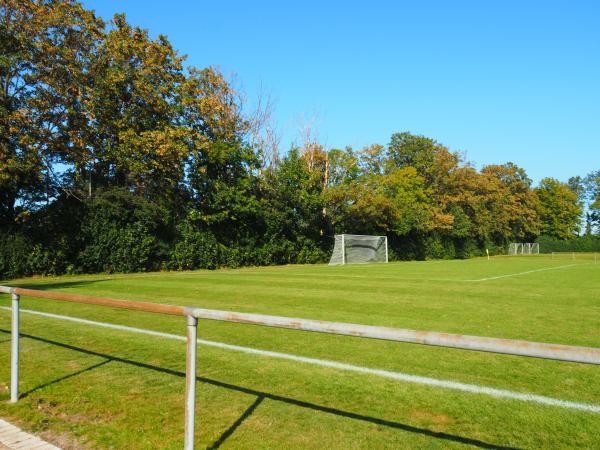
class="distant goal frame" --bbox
[508,242,539,256]
[329,234,389,265]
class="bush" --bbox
[169,221,219,270]
[0,233,73,279]
[424,234,453,259]
[296,237,327,264]
[78,188,170,273]
[26,240,71,276]
[536,235,600,253]
[454,238,483,259]
[0,233,33,280]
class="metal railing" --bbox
[2,285,600,449]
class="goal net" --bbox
[329,234,388,265]
[551,252,598,261]
[508,243,539,255]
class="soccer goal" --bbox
[329,234,388,265]
[508,242,539,255]
[551,252,598,262]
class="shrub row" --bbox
[3,188,591,280]
[536,235,600,253]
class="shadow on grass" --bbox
[0,329,520,450]
[6,279,114,291]
[207,396,265,450]
[19,359,112,399]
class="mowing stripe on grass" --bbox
[1,306,599,414]
[466,263,585,281]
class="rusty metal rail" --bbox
[1,285,600,449]
[0,286,186,316]
[186,308,600,365]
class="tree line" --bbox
[1,0,599,278]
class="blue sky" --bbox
[82,0,599,183]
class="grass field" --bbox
[1,255,599,449]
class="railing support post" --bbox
[10,291,20,403]
[184,315,198,450]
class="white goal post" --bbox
[508,242,539,255]
[329,234,388,265]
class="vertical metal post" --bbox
[10,292,20,403]
[341,234,346,265]
[385,236,389,263]
[184,315,198,450]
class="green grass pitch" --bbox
[1,255,599,449]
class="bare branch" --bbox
[247,83,281,173]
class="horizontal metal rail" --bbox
[0,286,186,316]
[185,308,600,365]
[2,284,600,449]
[2,285,599,365]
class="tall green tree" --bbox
[387,132,460,188]
[260,148,327,263]
[326,150,431,237]
[584,170,600,233]
[0,0,103,225]
[535,178,582,239]
[83,14,189,198]
[481,163,540,242]
[181,67,260,243]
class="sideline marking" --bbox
[1,306,599,414]
[466,263,585,281]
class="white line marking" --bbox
[1,306,599,414]
[466,263,585,281]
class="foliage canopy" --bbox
[0,0,595,278]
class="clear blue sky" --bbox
[82,0,599,183]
